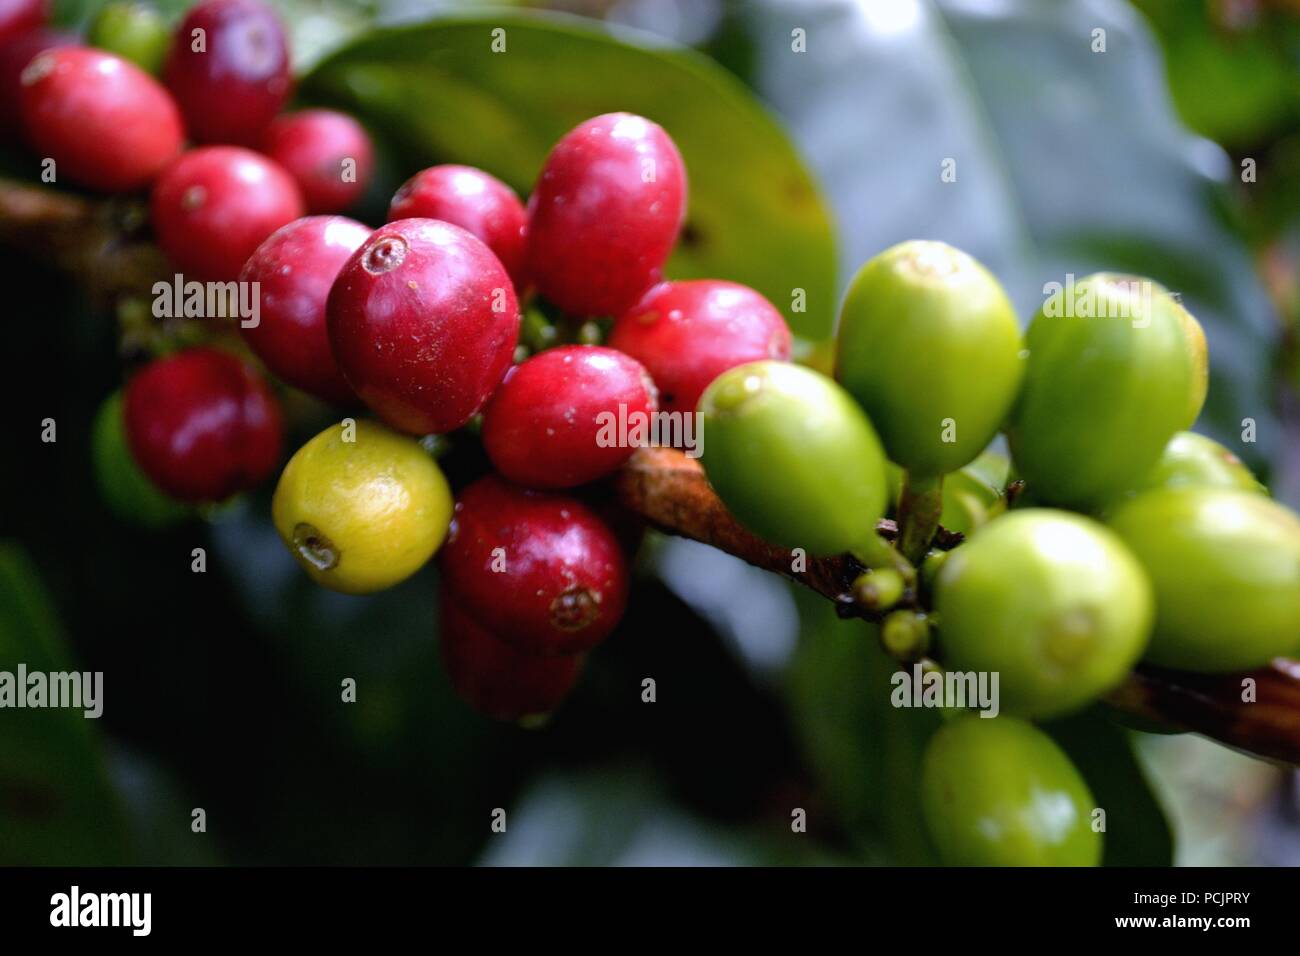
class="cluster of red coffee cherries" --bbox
[7,0,795,721]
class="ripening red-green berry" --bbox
[327,218,520,435]
[151,146,304,281]
[162,0,290,146]
[388,164,528,288]
[439,591,584,723]
[263,109,375,214]
[481,345,658,489]
[438,476,629,656]
[0,28,71,139]
[123,347,283,502]
[525,112,686,317]
[19,46,184,191]
[0,0,46,43]
[239,215,371,404]
[608,279,792,417]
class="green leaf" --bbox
[1044,707,1174,866]
[1131,0,1300,148]
[728,0,1281,473]
[300,11,837,338]
[0,543,129,864]
[785,588,940,864]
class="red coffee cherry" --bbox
[388,164,528,288]
[525,112,686,317]
[162,0,290,146]
[152,146,304,281]
[123,347,283,502]
[239,215,371,404]
[18,46,183,192]
[263,109,375,214]
[438,475,629,656]
[481,345,658,489]
[439,591,584,722]
[0,28,71,139]
[0,0,46,43]
[609,279,792,416]
[327,218,520,435]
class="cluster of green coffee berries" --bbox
[697,239,1300,866]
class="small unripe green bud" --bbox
[1008,274,1204,510]
[836,240,1023,477]
[852,566,905,611]
[698,361,887,555]
[88,3,170,75]
[935,509,1152,718]
[1107,488,1300,672]
[881,609,930,661]
[921,715,1102,867]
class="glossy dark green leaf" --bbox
[785,588,940,864]
[300,12,837,338]
[0,543,129,864]
[1045,707,1175,867]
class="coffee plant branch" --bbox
[618,443,1300,767]
[4,177,1299,766]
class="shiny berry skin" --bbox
[388,164,528,288]
[525,112,686,317]
[239,215,370,404]
[327,218,520,435]
[1008,274,1203,510]
[123,347,283,502]
[836,240,1023,477]
[1108,488,1300,672]
[609,280,792,417]
[263,109,375,214]
[0,27,70,139]
[273,420,452,595]
[19,46,183,192]
[1125,430,1265,499]
[698,361,888,556]
[152,146,304,281]
[439,591,584,722]
[0,0,46,43]
[438,476,628,656]
[481,345,658,489]
[162,0,290,146]
[921,715,1101,867]
[934,510,1152,719]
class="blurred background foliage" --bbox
[2,0,1299,865]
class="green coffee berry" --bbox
[921,714,1102,867]
[836,240,1023,477]
[1008,274,1204,510]
[939,449,1010,535]
[1130,431,1264,497]
[698,360,887,555]
[88,2,170,75]
[935,509,1152,718]
[92,390,189,528]
[1174,300,1209,429]
[1107,488,1300,672]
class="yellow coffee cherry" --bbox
[272,420,452,594]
